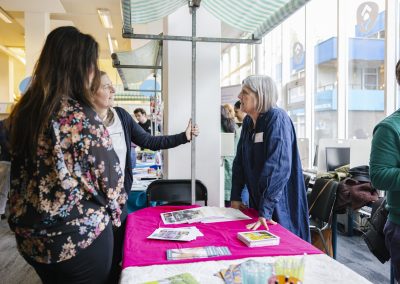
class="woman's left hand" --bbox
[185,119,199,141]
[246,217,277,231]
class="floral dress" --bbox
[8,98,126,264]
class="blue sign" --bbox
[19,76,32,94]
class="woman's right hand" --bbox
[231,201,247,210]
[185,119,199,141]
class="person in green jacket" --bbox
[370,59,400,282]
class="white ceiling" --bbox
[0,0,131,59]
[0,0,243,61]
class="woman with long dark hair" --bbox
[8,26,125,283]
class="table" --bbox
[120,254,371,284]
[121,206,371,283]
[123,206,321,268]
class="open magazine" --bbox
[160,207,251,225]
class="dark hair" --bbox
[10,26,100,158]
[221,105,236,133]
[396,60,400,85]
[134,108,146,115]
[234,100,241,110]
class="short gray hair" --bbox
[242,75,278,113]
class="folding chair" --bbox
[146,179,208,207]
[308,178,338,256]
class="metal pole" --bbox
[123,89,161,92]
[153,73,157,136]
[122,32,261,44]
[114,64,162,69]
[191,4,197,205]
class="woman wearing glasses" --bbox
[92,71,199,281]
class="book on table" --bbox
[237,230,280,247]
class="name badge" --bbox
[254,132,263,143]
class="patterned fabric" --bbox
[8,98,126,264]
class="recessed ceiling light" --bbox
[112,38,118,50]
[97,8,113,29]
[107,33,114,54]
[0,7,13,24]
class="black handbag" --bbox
[361,197,390,263]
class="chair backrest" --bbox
[308,178,338,223]
[146,179,208,207]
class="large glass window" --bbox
[282,8,306,138]
[220,44,252,86]
[347,0,385,139]
[263,26,283,106]
[221,52,230,86]
[309,0,338,153]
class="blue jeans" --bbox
[384,220,400,281]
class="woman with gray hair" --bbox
[231,75,310,242]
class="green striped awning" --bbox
[127,0,187,24]
[114,91,151,102]
[123,0,310,39]
[112,40,162,90]
[203,0,309,38]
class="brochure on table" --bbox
[147,226,203,242]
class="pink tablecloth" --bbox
[122,206,321,268]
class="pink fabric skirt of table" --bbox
[122,206,322,268]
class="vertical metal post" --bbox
[153,73,157,135]
[191,5,197,205]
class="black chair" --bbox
[146,179,208,207]
[308,178,338,255]
[303,174,311,189]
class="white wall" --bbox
[163,6,222,206]
[0,54,10,101]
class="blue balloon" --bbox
[19,76,32,94]
[139,79,160,97]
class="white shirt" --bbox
[107,108,127,179]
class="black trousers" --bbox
[108,206,128,284]
[23,222,113,284]
[384,220,400,282]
